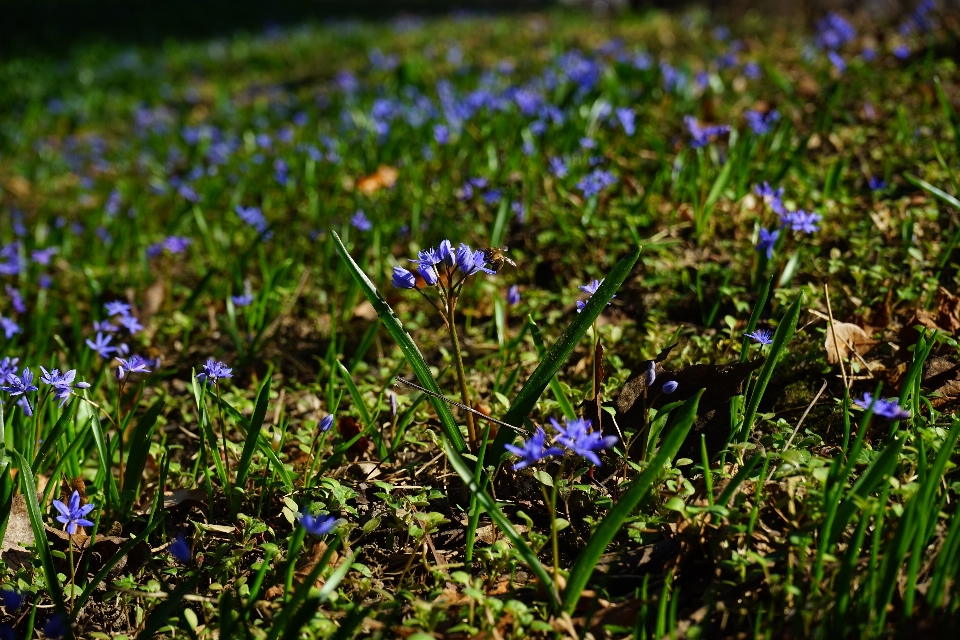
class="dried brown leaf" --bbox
[825,322,878,364]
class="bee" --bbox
[480,246,517,272]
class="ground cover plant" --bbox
[1,4,960,637]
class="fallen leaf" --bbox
[338,416,374,459]
[1,495,35,571]
[936,287,960,334]
[357,165,398,195]
[824,322,878,364]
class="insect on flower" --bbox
[479,247,517,273]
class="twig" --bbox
[394,378,524,434]
[770,380,829,482]
[823,283,849,388]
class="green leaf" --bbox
[122,399,164,508]
[738,294,802,442]
[561,389,702,614]
[235,377,271,497]
[441,437,558,607]
[491,247,641,458]
[216,396,294,491]
[529,316,577,421]
[32,402,75,474]
[11,451,66,612]
[134,572,199,639]
[904,173,960,211]
[331,230,467,453]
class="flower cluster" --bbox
[391,239,499,299]
[505,416,618,470]
[752,182,823,258]
[40,367,91,407]
[196,358,233,385]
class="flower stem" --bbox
[117,381,125,492]
[446,294,476,447]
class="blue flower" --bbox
[433,124,449,145]
[118,315,143,335]
[196,359,233,385]
[828,51,846,73]
[86,332,116,358]
[854,393,911,420]
[39,367,90,407]
[549,156,568,179]
[756,228,778,259]
[391,266,417,289]
[507,285,521,306]
[41,611,68,639]
[685,116,731,148]
[744,109,780,135]
[299,513,338,537]
[745,329,774,345]
[351,210,372,232]
[5,285,25,314]
[893,45,910,60]
[778,209,822,235]
[662,380,679,394]
[504,427,563,470]
[0,317,19,340]
[418,264,439,287]
[105,300,132,317]
[320,414,335,432]
[0,357,18,381]
[576,278,614,313]
[0,589,23,610]
[236,205,271,237]
[53,490,95,535]
[551,417,618,467]
[577,169,617,198]
[644,361,657,387]
[868,176,887,191]
[115,355,152,380]
[169,536,192,562]
[2,369,37,397]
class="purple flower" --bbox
[780,210,822,234]
[196,358,233,384]
[93,320,117,333]
[418,264,439,287]
[549,156,568,178]
[551,417,618,467]
[828,51,846,73]
[169,536,191,562]
[299,513,337,537]
[577,169,617,198]
[0,357,18,381]
[685,116,730,148]
[5,285,25,314]
[350,210,372,232]
[576,278,614,313]
[320,414,334,432]
[42,611,68,639]
[118,315,143,335]
[31,247,58,266]
[105,300,132,317]
[615,108,636,135]
[854,392,911,420]
[893,45,910,60]
[512,201,527,224]
[504,427,564,470]
[869,176,887,191]
[743,61,762,79]
[0,317,19,340]
[236,205,271,237]
[662,380,679,394]
[115,355,152,380]
[2,368,37,397]
[86,332,116,358]
[52,490,95,535]
[756,228,778,259]
[0,589,23,610]
[507,285,520,306]
[162,236,192,254]
[456,243,495,277]
[433,124,449,144]
[745,329,774,345]
[816,12,856,51]
[177,184,200,203]
[39,367,90,407]
[391,266,417,289]
[744,109,780,135]
[232,292,254,307]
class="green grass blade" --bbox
[122,399,164,508]
[331,230,466,453]
[716,453,764,507]
[235,377,271,496]
[529,316,577,421]
[336,359,381,455]
[11,451,66,612]
[32,402,74,474]
[192,377,230,498]
[904,173,960,211]
[492,246,641,457]
[827,437,903,545]
[88,406,120,508]
[737,294,802,442]
[562,389,702,614]
[441,436,558,607]
[216,396,294,491]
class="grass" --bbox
[1,5,960,638]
